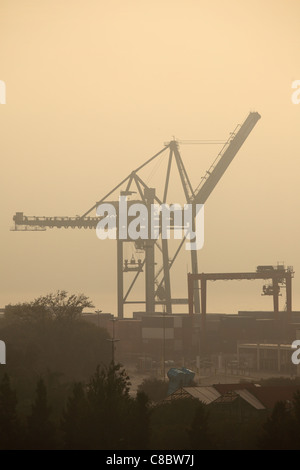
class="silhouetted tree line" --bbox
[2,292,300,449]
[0,363,151,450]
[0,292,111,417]
[2,366,300,450]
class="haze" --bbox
[0,0,299,316]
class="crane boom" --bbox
[13,212,99,229]
[192,111,261,205]
[13,113,260,231]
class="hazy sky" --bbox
[1,0,300,316]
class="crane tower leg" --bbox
[145,188,156,314]
[191,251,200,313]
[286,273,292,322]
[117,239,124,318]
[273,277,279,320]
[162,238,172,314]
[201,278,207,331]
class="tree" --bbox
[129,391,151,449]
[86,363,132,449]
[5,290,94,324]
[61,382,90,450]
[150,398,199,449]
[62,364,153,450]
[188,402,212,449]
[0,292,110,387]
[0,374,21,449]
[291,391,300,449]
[26,378,56,449]
[137,378,169,403]
[61,363,133,449]
[293,390,300,425]
[259,401,295,450]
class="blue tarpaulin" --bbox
[167,367,195,395]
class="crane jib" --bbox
[12,112,260,231]
[192,111,261,205]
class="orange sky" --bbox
[1,0,300,316]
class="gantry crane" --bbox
[13,112,261,318]
[188,264,294,331]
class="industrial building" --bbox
[166,382,300,420]
[237,342,294,373]
[82,307,299,375]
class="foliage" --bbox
[137,377,169,403]
[258,401,296,450]
[0,293,110,388]
[62,363,149,450]
[0,374,21,449]
[26,378,56,449]
[187,403,212,449]
[150,398,199,449]
[3,293,300,450]
[2,366,300,450]
[129,391,151,450]
[61,382,90,449]
[5,290,94,324]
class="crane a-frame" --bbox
[13,112,261,318]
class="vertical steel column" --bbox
[286,272,292,322]
[145,188,156,315]
[188,273,194,315]
[191,252,201,313]
[273,277,279,319]
[162,238,172,314]
[117,239,124,319]
[201,278,207,332]
[162,149,173,315]
[172,141,201,314]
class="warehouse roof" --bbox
[214,383,260,394]
[208,389,265,410]
[166,386,220,404]
[251,386,300,410]
[166,383,300,410]
[236,389,266,410]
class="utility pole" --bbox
[162,305,166,382]
[95,309,102,328]
[106,318,120,364]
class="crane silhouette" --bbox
[13,112,261,317]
